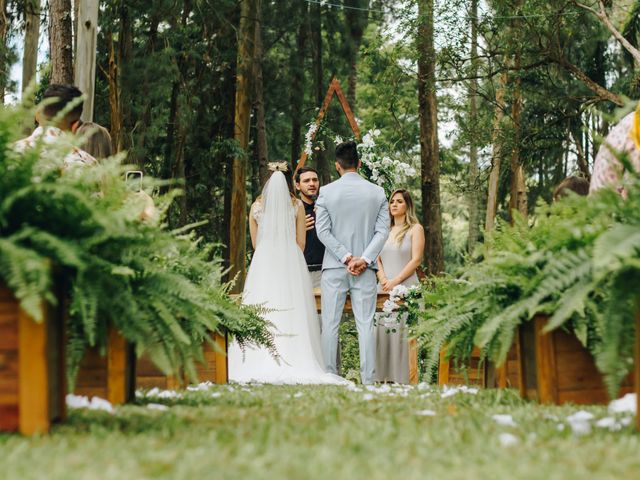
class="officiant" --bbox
[295,166,325,289]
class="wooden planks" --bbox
[520,315,634,405]
[136,332,228,390]
[438,346,486,386]
[0,282,66,435]
[314,291,388,314]
[0,287,19,431]
[74,327,135,404]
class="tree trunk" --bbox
[106,31,121,153]
[49,0,74,84]
[22,0,40,93]
[312,1,330,185]
[117,2,133,151]
[345,0,368,110]
[290,2,307,167]
[417,0,444,275]
[74,0,99,122]
[0,0,8,103]
[485,72,507,232]
[467,0,479,253]
[508,44,527,222]
[229,0,257,293]
[253,0,269,188]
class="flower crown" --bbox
[268,161,289,172]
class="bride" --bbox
[228,162,347,384]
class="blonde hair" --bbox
[77,122,113,160]
[389,189,419,244]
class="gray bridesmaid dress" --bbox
[375,231,418,384]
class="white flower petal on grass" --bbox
[566,411,595,423]
[147,403,169,411]
[66,394,114,413]
[293,392,304,398]
[210,392,222,398]
[608,393,636,414]
[66,394,90,409]
[156,389,182,399]
[498,433,519,447]
[362,393,374,401]
[595,417,622,431]
[566,410,594,436]
[415,409,436,416]
[556,423,565,431]
[569,421,591,436]
[492,414,517,427]
[186,381,213,392]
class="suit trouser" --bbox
[321,268,377,384]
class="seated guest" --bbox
[553,176,590,201]
[295,166,325,289]
[15,84,96,167]
[375,189,424,384]
[75,121,113,160]
[590,107,640,195]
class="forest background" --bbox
[1,0,638,284]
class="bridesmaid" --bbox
[375,189,425,384]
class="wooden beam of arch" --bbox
[295,77,361,175]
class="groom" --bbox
[315,141,390,384]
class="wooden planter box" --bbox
[439,315,633,405]
[0,283,66,435]
[438,346,488,387]
[518,315,633,405]
[74,327,135,404]
[136,332,228,390]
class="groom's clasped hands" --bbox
[345,256,367,276]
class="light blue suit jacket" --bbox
[315,172,390,270]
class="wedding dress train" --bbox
[228,171,348,385]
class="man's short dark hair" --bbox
[335,140,359,169]
[42,84,84,123]
[295,166,319,183]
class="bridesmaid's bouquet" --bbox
[379,284,422,333]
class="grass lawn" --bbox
[1,383,639,480]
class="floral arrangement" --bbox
[378,284,422,333]
[303,121,416,196]
[355,129,416,197]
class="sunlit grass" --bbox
[1,384,638,480]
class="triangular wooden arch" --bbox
[295,77,361,174]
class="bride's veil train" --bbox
[228,170,348,384]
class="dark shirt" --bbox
[302,199,325,271]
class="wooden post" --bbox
[214,332,228,384]
[74,0,99,121]
[0,290,65,435]
[438,347,450,384]
[22,0,40,93]
[18,308,50,435]
[533,315,558,403]
[408,338,418,385]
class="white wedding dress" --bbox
[228,171,348,384]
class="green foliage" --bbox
[415,175,640,395]
[0,102,274,386]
